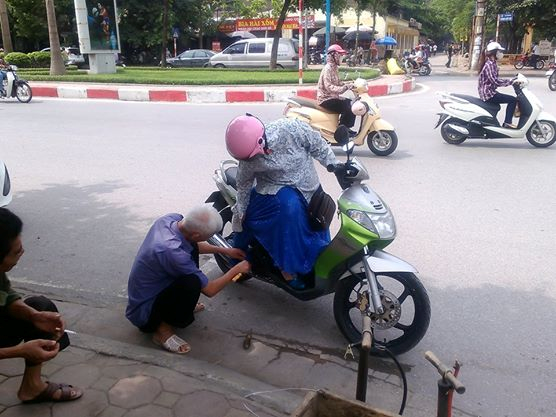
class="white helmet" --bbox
[486,41,504,52]
[351,100,369,116]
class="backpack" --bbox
[308,186,336,231]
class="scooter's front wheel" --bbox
[526,120,556,147]
[15,81,32,103]
[333,272,430,356]
[514,61,525,70]
[367,130,398,156]
[549,72,556,91]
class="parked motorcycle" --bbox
[204,127,431,356]
[402,57,432,76]
[514,53,545,70]
[0,159,12,207]
[435,74,556,147]
[308,49,324,65]
[1,66,32,103]
[546,62,556,91]
[284,78,398,156]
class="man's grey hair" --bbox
[183,205,223,239]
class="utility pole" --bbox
[470,0,486,71]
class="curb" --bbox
[30,78,415,103]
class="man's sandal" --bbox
[22,381,83,404]
[153,334,191,354]
[194,302,205,313]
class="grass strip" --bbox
[17,67,380,86]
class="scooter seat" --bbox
[224,166,238,189]
[288,97,337,114]
[453,94,501,117]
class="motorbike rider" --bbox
[407,45,423,70]
[225,115,340,290]
[317,44,356,135]
[0,57,8,97]
[478,42,517,128]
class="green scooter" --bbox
[206,127,430,355]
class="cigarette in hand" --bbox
[232,273,242,282]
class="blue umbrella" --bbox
[375,36,397,46]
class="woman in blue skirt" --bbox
[225,115,339,289]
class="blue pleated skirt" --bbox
[234,187,330,275]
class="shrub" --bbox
[4,52,32,68]
[28,51,51,68]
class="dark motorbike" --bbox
[514,53,545,70]
[402,57,431,76]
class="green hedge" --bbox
[28,51,51,68]
[4,52,32,67]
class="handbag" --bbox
[308,186,336,231]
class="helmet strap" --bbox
[245,113,269,154]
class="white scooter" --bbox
[1,65,32,103]
[0,159,12,207]
[435,74,556,148]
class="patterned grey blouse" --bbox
[232,118,338,232]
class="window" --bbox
[224,43,246,54]
[181,51,195,59]
[248,43,266,54]
[193,51,208,58]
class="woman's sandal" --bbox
[194,302,205,313]
[153,334,191,354]
[22,381,83,404]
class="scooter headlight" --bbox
[347,209,396,239]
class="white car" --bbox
[40,46,87,68]
[0,160,12,207]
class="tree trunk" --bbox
[45,0,65,75]
[161,0,169,67]
[0,0,13,53]
[355,3,361,55]
[270,0,292,70]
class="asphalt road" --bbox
[1,75,555,416]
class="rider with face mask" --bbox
[478,42,517,128]
[317,44,355,134]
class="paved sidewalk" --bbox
[28,75,415,103]
[0,275,456,417]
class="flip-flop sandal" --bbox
[153,334,191,354]
[194,302,205,313]
[22,381,83,404]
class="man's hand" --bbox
[19,339,59,363]
[223,247,246,260]
[32,311,65,340]
[231,260,251,276]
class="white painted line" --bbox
[118,88,150,101]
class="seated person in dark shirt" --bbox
[126,205,249,354]
[0,208,82,403]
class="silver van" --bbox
[209,38,299,69]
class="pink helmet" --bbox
[327,44,347,55]
[225,114,266,160]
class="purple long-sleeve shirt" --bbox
[478,58,512,101]
[126,213,208,328]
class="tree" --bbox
[44,0,65,74]
[0,0,13,52]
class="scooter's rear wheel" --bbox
[440,119,468,144]
[15,82,32,103]
[367,130,398,156]
[333,272,431,356]
[526,120,556,147]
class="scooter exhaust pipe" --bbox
[207,233,231,249]
[446,123,469,135]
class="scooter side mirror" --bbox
[334,125,350,145]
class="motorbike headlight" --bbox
[347,209,396,239]
[3,166,10,196]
